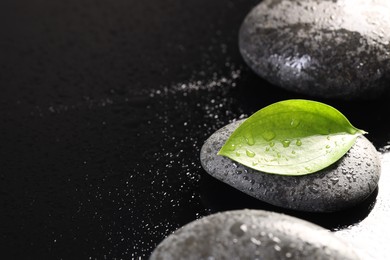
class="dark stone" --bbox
[200,120,381,212]
[239,0,390,99]
[150,209,361,259]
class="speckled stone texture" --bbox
[150,209,361,260]
[239,0,390,99]
[200,120,381,212]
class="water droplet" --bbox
[265,147,270,152]
[262,130,275,141]
[305,167,311,172]
[277,153,281,158]
[246,149,255,158]
[309,185,319,193]
[326,145,331,149]
[245,134,255,146]
[290,119,300,127]
[296,139,302,146]
[327,136,331,140]
[240,224,248,232]
[252,161,258,166]
[285,252,292,258]
[269,142,275,147]
[227,143,236,151]
[235,152,240,156]
[230,222,246,237]
[274,245,281,251]
[330,177,339,184]
[291,150,296,154]
[282,140,291,147]
[250,237,262,246]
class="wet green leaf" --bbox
[218,99,366,175]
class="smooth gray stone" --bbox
[200,120,381,212]
[149,209,361,260]
[239,0,390,99]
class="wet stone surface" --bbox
[200,120,381,212]
[239,0,390,99]
[150,209,361,260]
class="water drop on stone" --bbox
[250,237,262,246]
[230,222,246,237]
[330,177,339,184]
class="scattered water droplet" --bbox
[330,177,339,184]
[262,130,275,141]
[246,149,255,158]
[290,119,300,127]
[326,145,331,149]
[245,134,255,146]
[291,150,296,155]
[240,224,248,232]
[276,153,281,158]
[296,139,302,146]
[282,140,291,148]
[252,161,258,166]
[235,152,240,156]
[269,142,275,147]
[250,237,262,246]
[309,185,319,193]
[227,143,236,151]
[230,222,246,237]
[265,147,270,152]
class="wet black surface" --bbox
[1,0,389,259]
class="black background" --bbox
[1,0,389,259]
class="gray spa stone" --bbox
[239,0,390,99]
[150,209,361,260]
[200,120,381,212]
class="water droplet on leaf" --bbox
[262,130,275,141]
[290,119,300,127]
[282,140,291,147]
[245,134,255,146]
[246,149,255,158]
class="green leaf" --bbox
[218,99,366,176]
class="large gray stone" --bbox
[239,0,390,99]
[150,209,361,260]
[200,120,381,212]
